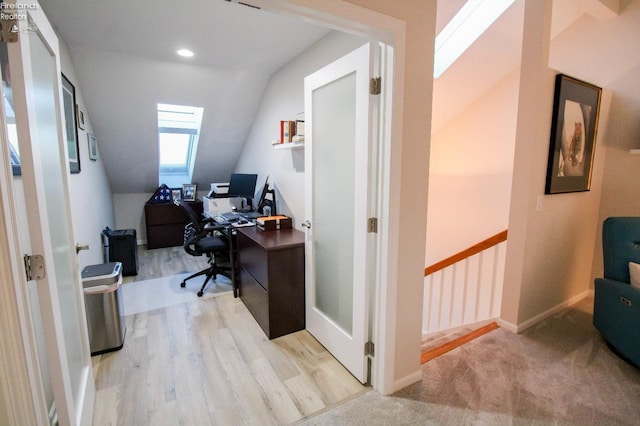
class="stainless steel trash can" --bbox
[82,262,126,355]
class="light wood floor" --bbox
[124,245,211,283]
[93,245,366,425]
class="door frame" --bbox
[0,5,410,421]
[0,159,47,425]
[0,5,94,425]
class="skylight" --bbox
[157,103,203,186]
[433,0,516,78]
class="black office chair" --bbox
[173,199,233,297]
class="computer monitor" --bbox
[227,173,258,210]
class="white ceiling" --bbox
[42,0,331,75]
[39,0,603,193]
[40,0,333,193]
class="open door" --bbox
[303,43,379,383]
[0,6,94,425]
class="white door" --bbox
[303,43,378,383]
[0,8,94,425]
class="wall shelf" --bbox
[273,142,304,150]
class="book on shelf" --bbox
[279,120,296,143]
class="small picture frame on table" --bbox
[171,188,182,201]
[182,184,196,201]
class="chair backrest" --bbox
[174,199,205,256]
[602,217,640,283]
[174,199,204,232]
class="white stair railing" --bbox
[423,231,507,334]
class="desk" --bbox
[235,227,305,339]
[145,201,203,249]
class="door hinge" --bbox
[369,77,381,95]
[24,254,46,281]
[364,341,375,357]
[367,217,378,233]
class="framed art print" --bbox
[61,73,80,173]
[88,134,97,161]
[545,74,602,194]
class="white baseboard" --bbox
[392,369,423,393]
[506,290,591,334]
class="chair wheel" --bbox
[180,281,186,288]
[197,290,204,297]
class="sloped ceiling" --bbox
[40,0,330,193]
[430,0,616,135]
[40,0,619,193]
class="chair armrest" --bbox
[594,277,640,301]
[593,277,640,366]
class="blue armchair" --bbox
[593,217,640,367]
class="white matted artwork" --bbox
[88,133,97,161]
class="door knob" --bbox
[302,220,311,229]
[75,243,90,254]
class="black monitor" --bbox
[228,173,258,210]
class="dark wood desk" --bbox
[144,201,203,249]
[235,227,305,339]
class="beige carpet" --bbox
[299,297,640,425]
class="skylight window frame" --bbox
[156,103,204,186]
[158,126,198,175]
[433,0,516,78]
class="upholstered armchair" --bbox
[593,217,640,367]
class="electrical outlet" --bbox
[536,195,543,211]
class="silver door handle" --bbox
[302,220,311,229]
[75,243,90,254]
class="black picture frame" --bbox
[545,74,601,194]
[61,73,80,173]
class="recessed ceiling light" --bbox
[176,49,194,58]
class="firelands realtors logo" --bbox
[0,1,38,42]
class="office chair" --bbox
[173,199,234,297]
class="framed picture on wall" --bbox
[88,134,97,161]
[61,73,80,173]
[76,105,86,130]
[545,74,602,194]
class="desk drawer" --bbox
[236,232,268,288]
[238,266,269,336]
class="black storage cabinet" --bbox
[102,227,138,276]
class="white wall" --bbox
[562,1,640,281]
[59,40,115,268]
[502,0,613,330]
[113,193,151,243]
[427,71,519,265]
[235,31,368,227]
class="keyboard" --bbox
[220,212,241,222]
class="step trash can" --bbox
[82,262,126,356]
[102,227,138,276]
